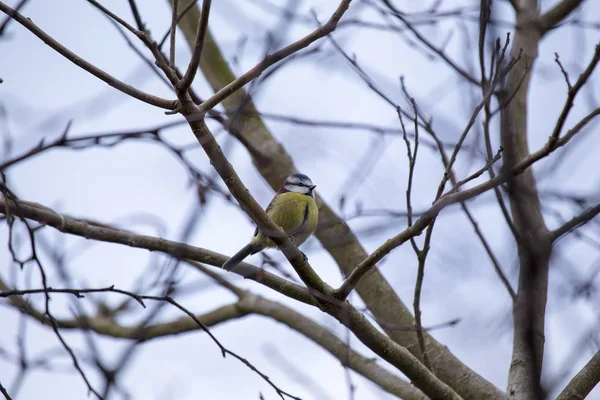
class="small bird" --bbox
[222,173,319,271]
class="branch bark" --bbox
[172,2,507,398]
[195,0,352,113]
[556,350,600,400]
[538,0,585,33]
[0,194,459,399]
[0,197,315,305]
[177,0,211,92]
[552,203,600,241]
[0,277,427,399]
[500,2,550,399]
[502,3,596,399]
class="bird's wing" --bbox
[287,203,310,236]
[253,197,278,237]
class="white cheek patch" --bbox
[285,184,308,194]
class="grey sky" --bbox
[1,0,600,399]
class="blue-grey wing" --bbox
[253,197,277,237]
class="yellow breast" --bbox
[254,192,318,248]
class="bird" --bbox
[222,173,319,272]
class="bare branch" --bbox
[0,0,27,36]
[2,277,428,400]
[177,0,212,92]
[0,282,302,400]
[539,0,585,33]
[170,0,179,67]
[556,349,600,400]
[0,197,315,305]
[86,0,179,87]
[197,0,352,113]
[0,2,176,110]
[379,0,479,85]
[335,53,524,300]
[0,381,12,400]
[548,44,600,147]
[399,101,431,370]
[333,110,600,301]
[551,203,600,241]
[87,0,139,37]
[127,0,145,31]
[173,6,506,397]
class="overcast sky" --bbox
[1,0,600,399]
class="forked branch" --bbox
[0,1,176,110]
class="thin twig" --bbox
[127,0,145,31]
[548,44,600,147]
[197,0,352,113]
[170,0,179,67]
[0,381,12,400]
[178,0,212,92]
[0,2,176,110]
[334,103,600,299]
[0,0,27,36]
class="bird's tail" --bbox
[222,243,258,272]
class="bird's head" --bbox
[282,173,317,197]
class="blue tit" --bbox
[222,173,319,271]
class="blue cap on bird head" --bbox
[284,173,316,194]
[291,173,309,181]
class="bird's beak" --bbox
[309,185,317,191]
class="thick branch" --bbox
[173,3,507,398]
[241,296,431,400]
[556,350,600,400]
[0,197,314,305]
[1,278,426,400]
[326,302,461,400]
[0,2,176,110]
[501,2,550,399]
[538,0,585,33]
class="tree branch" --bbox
[500,2,550,398]
[1,276,429,400]
[0,1,177,110]
[551,203,600,241]
[325,302,461,400]
[538,0,585,33]
[0,0,27,36]
[196,0,352,113]
[548,44,600,148]
[173,3,508,398]
[177,0,212,92]
[169,0,179,67]
[179,114,331,296]
[334,123,587,301]
[556,349,600,400]
[0,197,315,305]
[0,380,12,400]
[127,0,145,31]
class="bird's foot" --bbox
[301,251,308,262]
